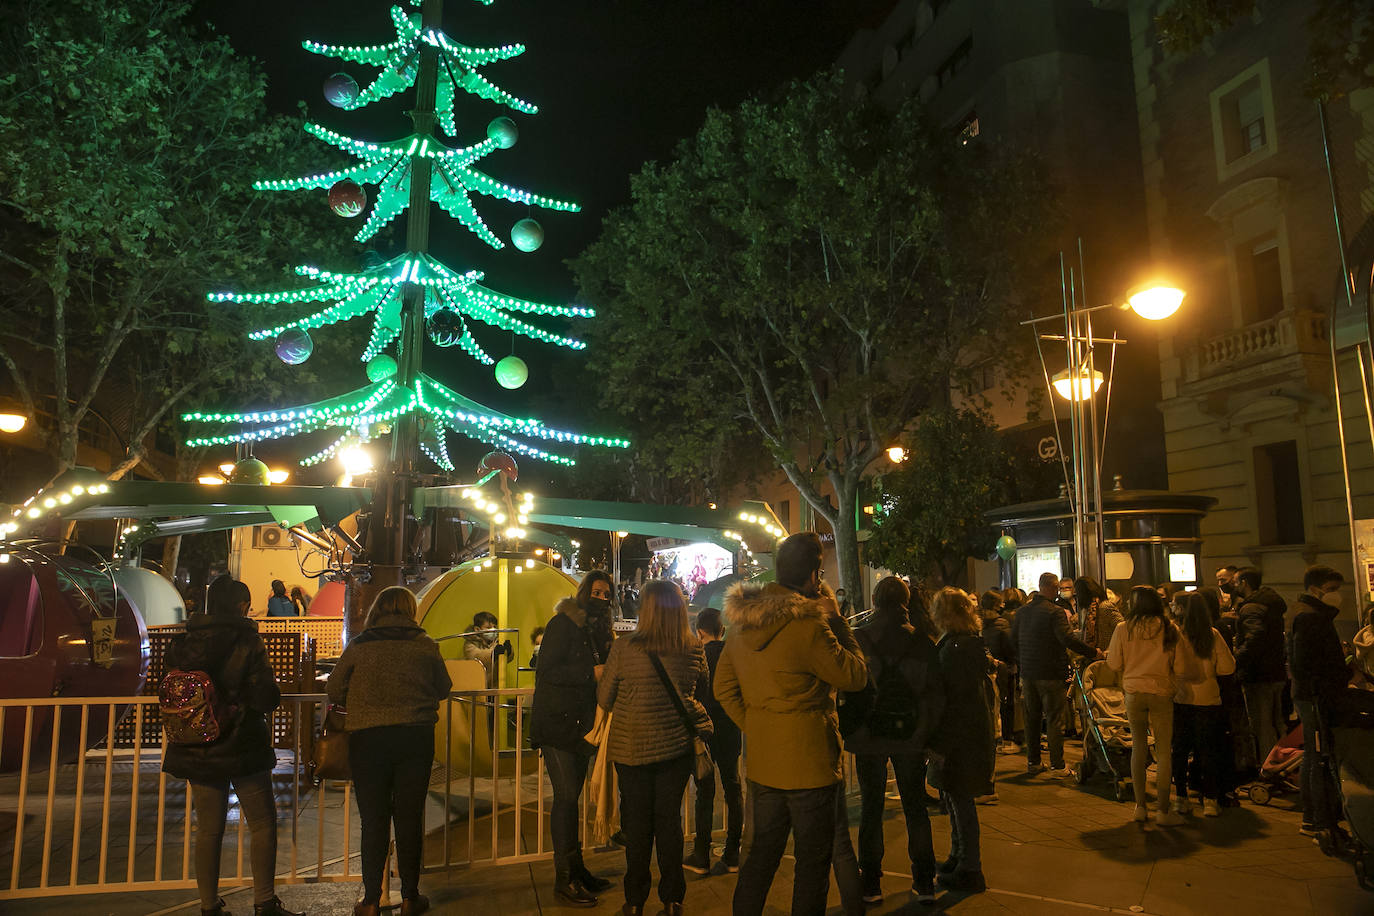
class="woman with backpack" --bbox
[1171,591,1237,818]
[927,587,995,895]
[849,577,946,905]
[326,586,452,916]
[161,575,303,916]
[1106,586,1185,825]
[597,579,711,916]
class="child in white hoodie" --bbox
[1107,587,1185,825]
[1171,592,1237,818]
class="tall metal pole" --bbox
[1084,309,1106,580]
[1062,256,1085,577]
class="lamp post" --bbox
[1023,280,1184,580]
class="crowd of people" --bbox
[159,547,1364,916]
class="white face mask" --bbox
[1321,591,1344,609]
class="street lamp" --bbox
[1024,272,1186,580]
[885,445,907,463]
[0,397,26,434]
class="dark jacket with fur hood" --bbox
[530,597,614,752]
[716,581,868,789]
[161,614,280,783]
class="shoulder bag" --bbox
[648,652,714,782]
[311,704,350,783]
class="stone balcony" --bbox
[1182,307,1329,384]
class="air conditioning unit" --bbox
[252,525,292,549]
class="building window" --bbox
[1209,60,1277,181]
[1254,440,1304,545]
[958,110,980,145]
[936,37,972,89]
[1238,236,1284,321]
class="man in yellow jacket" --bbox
[717,532,869,916]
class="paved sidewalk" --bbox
[3,740,1370,915]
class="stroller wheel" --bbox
[1075,759,1091,785]
[1113,780,1126,802]
[1248,784,1271,806]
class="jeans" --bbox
[832,784,863,916]
[190,771,278,907]
[693,723,743,855]
[733,780,837,916]
[350,724,433,903]
[1023,678,1067,768]
[542,744,592,874]
[1244,681,1286,763]
[942,791,981,873]
[1125,691,1174,810]
[1172,703,1226,800]
[617,754,692,907]
[854,754,935,883]
[1294,699,1341,829]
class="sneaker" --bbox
[610,829,627,848]
[936,869,987,893]
[861,876,883,904]
[1202,799,1221,818]
[975,793,999,805]
[1026,763,1048,775]
[1156,810,1185,827]
[1133,805,1149,823]
[720,845,740,873]
[997,742,1021,756]
[1048,767,1074,779]
[683,849,710,875]
[1172,797,1192,816]
[1299,822,1319,837]
[913,880,937,903]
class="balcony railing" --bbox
[1185,307,1329,383]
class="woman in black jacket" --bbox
[927,588,995,895]
[530,570,616,906]
[326,586,452,916]
[161,576,302,916]
[850,577,945,904]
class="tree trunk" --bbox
[831,478,864,612]
[161,536,182,584]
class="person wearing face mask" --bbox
[1232,566,1289,765]
[1215,565,1239,610]
[530,571,617,906]
[1288,565,1353,845]
[463,611,502,688]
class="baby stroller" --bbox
[1246,723,1303,805]
[1323,689,1374,890]
[1073,659,1140,801]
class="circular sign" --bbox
[1037,436,1059,461]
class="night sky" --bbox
[191,0,890,481]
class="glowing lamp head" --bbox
[616,530,629,538]
[339,445,374,476]
[197,475,226,486]
[1052,368,1105,401]
[218,462,236,477]
[267,469,289,484]
[0,413,26,434]
[886,445,906,463]
[1126,284,1185,321]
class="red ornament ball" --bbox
[480,451,518,481]
[328,180,366,218]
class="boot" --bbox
[399,896,430,916]
[254,898,304,916]
[571,852,613,893]
[553,872,598,908]
[622,906,645,916]
[202,900,228,916]
[353,903,379,916]
[658,904,683,916]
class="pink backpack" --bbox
[159,642,248,745]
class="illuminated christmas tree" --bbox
[183,0,627,471]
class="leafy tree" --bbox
[1156,0,1373,99]
[572,73,1055,603]
[0,0,346,483]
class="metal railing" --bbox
[0,687,751,900]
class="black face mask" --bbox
[587,597,611,615]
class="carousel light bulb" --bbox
[525,558,534,568]
[494,513,507,524]
[483,558,493,567]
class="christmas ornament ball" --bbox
[361,249,386,270]
[995,534,1017,561]
[487,117,518,149]
[323,72,359,108]
[494,355,528,389]
[480,451,518,481]
[510,218,544,252]
[228,457,271,486]
[274,328,314,365]
[427,309,463,347]
[365,354,397,382]
[328,180,366,218]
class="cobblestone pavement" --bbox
[4,737,1370,915]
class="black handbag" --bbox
[648,653,714,782]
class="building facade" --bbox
[1126,0,1374,613]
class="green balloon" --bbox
[995,535,1017,561]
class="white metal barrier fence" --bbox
[0,688,757,901]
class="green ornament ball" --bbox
[510,218,544,252]
[228,457,271,486]
[366,354,397,382]
[995,535,1017,561]
[487,117,518,149]
[494,355,528,389]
